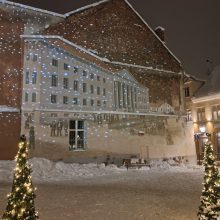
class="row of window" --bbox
[25,72,37,84]
[25,92,36,103]
[197,106,220,122]
[26,54,106,82]
[51,94,107,107]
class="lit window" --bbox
[51,94,57,104]
[69,120,86,150]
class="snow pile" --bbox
[0,105,19,112]
[0,158,202,183]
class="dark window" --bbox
[185,87,190,97]
[97,100,101,106]
[73,98,78,105]
[90,73,94,79]
[51,94,57,104]
[51,75,58,87]
[52,58,58,67]
[74,67,78,73]
[97,86,100,95]
[90,85,94,94]
[74,80,78,91]
[64,63,69,70]
[103,88,106,96]
[97,75,100,81]
[32,72,37,84]
[103,78,106,83]
[25,71,29,84]
[83,83,87,93]
[83,70,87,77]
[83,99,87,106]
[32,93,36,102]
[91,99,94,106]
[63,96,68,104]
[33,54,38,62]
[63,78,69,89]
[25,92,28,102]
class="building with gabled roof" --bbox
[0,0,196,163]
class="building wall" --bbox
[21,111,196,164]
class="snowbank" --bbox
[0,158,202,183]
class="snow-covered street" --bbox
[0,159,203,220]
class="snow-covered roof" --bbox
[0,105,19,113]
[64,0,110,17]
[195,66,220,97]
[0,0,65,18]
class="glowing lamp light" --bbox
[199,125,206,133]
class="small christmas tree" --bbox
[2,135,38,220]
[198,135,220,220]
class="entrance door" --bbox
[69,120,85,150]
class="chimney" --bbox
[155,26,165,42]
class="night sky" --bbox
[10,0,220,79]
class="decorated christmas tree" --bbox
[2,135,38,220]
[198,135,220,220]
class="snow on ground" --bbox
[0,158,202,183]
[0,158,204,220]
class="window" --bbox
[69,120,86,150]
[90,85,94,94]
[33,54,37,62]
[25,71,29,84]
[97,75,100,81]
[103,88,106,96]
[103,78,106,83]
[52,58,58,67]
[91,99,94,106]
[63,78,69,89]
[83,83,87,93]
[212,105,220,120]
[74,67,78,73]
[103,101,107,107]
[197,108,205,122]
[32,72,37,84]
[90,73,94,79]
[26,54,30,61]
[74,80,78,91]
[25,92,28,102]
[83,70,87,77]
[63,96,68,105]
[97,86,100,95]
[97,100,101,106]
[185,87,190,97]
[32,93,36,102]
[83,99,87,106]
[64,63,69,70]
[51,94,57,104]
[73,98,78,105]
[51,75,58,87]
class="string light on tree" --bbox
[2,135,38,220]
[198,133,220,220]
